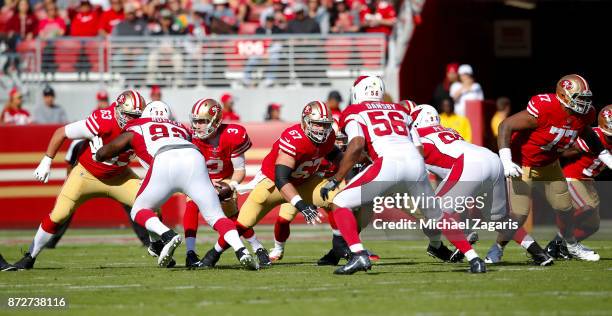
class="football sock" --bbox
[183,200,199,252]
[186,237,196,253]
[29,215,59,258]
[273,240,285,251]
[440,213,474,255]
[333,208,363,252]
[134,209,170,236]
[274,217,291,243]
[213,218,246,252]
[464,249,478,261]
[246,235,264,251]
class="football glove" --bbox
[320,177,340,201]
[90,136,103,157]
[295,200,322,225]
[598,150,612,169]
[34,155,53,183]
[499,148,523,178]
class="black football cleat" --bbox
[334,251,371,275]
[14,252,36,270]
[235,247,258,270]
[318,248,341,266]
[198,248,222,269]
[527,242,554,266]
[185,250,200,269]
[255,248,272,268]
[469,257,486,273]
[545,236,571,260]
[0,254,17,272]
[449,232,479,263]
[147,240,176,268]
[427,242,454,262]
[332,235,351,260]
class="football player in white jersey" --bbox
[410,104,508,262]
[96,102,258,270]
[320,76,485,274]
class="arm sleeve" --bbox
[64,120,95,140]
[344,120,364,142]
[410,128,422,146]
[230,153,246,170]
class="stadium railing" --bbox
[15,34,386,88]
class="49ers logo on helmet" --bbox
[603,109,612,122]
[303,105,312,116]
[209,104,220,116]
[117,94,126,104]
[561,80,574,90]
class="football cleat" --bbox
[13,252,36,270]
[269,247,284,262]
[255,248,272,268]
[317,249,341,266]
[449,232,479,263]
[198,248,222,269]
[366,249,380,261]
[427,243,454,262]
[545,236,571,260]
[334,251,372,275]
[469,257,486,273]
[331,234,351,260]
[527,248,554,266]
[147,240,176,268]
[566,242,600,261]
[235,247,259,270]
[484,244,504,264]
[185,250,201,269]
[0,254,17,272]
[158,231,182,268]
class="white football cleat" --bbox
[269,247,284,262]
[566,242,600,261]
[158,235,182,268]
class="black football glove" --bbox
[320,177,340,201]
[295,200,322,225]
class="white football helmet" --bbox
[142,101,172,119]
[411,104,440,128]
[351,75,385,104]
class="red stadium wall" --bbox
[0,122,297,229]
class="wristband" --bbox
[290,195,303,207]
[499,148,512,161]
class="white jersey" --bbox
[124,117,192,169]
[411,125,494,179]
[340,101,415,160]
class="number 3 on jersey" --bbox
[368,111,408,136]
[541,126,578,151]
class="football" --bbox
[215,181,233,201]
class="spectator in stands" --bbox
[6,0,38,40]
[111,3,146,36]
[432,62,458,110]
[439,97,472,142]
[450,64,483,116]
[255,14,283,34]
[189,3,211,38]
[330,0,359,33]
[1,87,31,125]
[32,85,68,124]
[265,103,282,121]
[491,96,511,137]
[150,8,185,35]
[166,0,189,31]
[326,90,343,120]
[360,0,395,37]
[242,15,283,87]
[37,2,65,39]
[70,0,100,37]
[220,93,240,121]
[229,0,249,24]
[150,85,162,101]
[287,2,319,34]
[98,0,123,36]
[259,0,293,30]
[96,90,109,109]
[147,10,185,85]
[209,0,239,34]
[307,0,329,34]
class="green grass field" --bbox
[1,226,612,316]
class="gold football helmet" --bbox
[556,74,592,115]
[191,98,223,139]
[115,90,145,128]
[598,104,612,136]
[301,101,334,144]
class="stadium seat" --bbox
[239,22,259,35]
[325,37,352,69]
[53,39,82,73]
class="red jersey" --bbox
[78,108,134,178]
[98,9,124,34]
[125,117,192,168]
[1,108,31,125]
[261,124,336,185]
[360,0,395,36]
[562,127,612,179]
[191,123,252,180]
[70,11,100,36]
[511,93,595,167]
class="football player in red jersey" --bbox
[197,101,344,268]
[545,104,612,259]
[96,101,258,270]
[486,74,612,264]
[14,90,146,270]
[321,76,485,274]
[182,98,269,268]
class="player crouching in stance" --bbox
[409,104,509,263]
[183,98,269,268]
[96,102,258,270]
[321,76,486,274]
[14,90,145,270]
[546,105,612,259]
[486,74,611,264]
[198,101,343,268]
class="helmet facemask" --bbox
[191,117,220,139]
[115,106,142,129]
[304,117,333,144]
